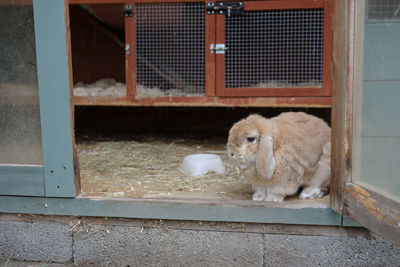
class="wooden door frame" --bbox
[35,0,80,197]
[330,0,350,214]
[330,0,400,246]
[0,0,79,197]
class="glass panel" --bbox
[353,1,400,203]
[135,3,205,98]
[225,9,324,88]
[0,1,43,165]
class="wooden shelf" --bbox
[72,95,331,107]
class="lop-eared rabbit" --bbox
[227,112,331,202]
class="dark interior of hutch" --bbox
[70,1,332,202]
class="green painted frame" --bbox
[34,0,76,197]
[0,196,342,225]
[0,166,44,196]
[0,0,76,197]
[0,0,362,228]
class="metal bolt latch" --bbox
[207,2,243,17]
[210,44,228,54]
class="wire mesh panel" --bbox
[367,0,400,21]
[135,3,205,97]
[225,9,324,89]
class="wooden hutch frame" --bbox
[70,0,333,107]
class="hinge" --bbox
[124,5,133,17]
[207,2,244,17]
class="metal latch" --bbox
[124,5,133,17]
[207,2,244,17]
[210,44,228,54]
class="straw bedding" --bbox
[76,136,330,203]
[73,79,202,99]
[72,79,321,99]
[77,135,252,200]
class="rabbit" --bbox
[227,112,331,202]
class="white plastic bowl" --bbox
[179,154,225,177]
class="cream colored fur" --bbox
[227,112,331,202]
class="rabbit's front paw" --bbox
[264,194,284,202]
[252,187,266,201]
[299,187,324,200]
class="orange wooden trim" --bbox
[215,14,226,96]
[72,95,331,107]
[205,4,216,96]
[125,4,136,99]
[244,0,325,11]
[321,0,333,96]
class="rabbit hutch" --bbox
[69,0,334,202]
[1,0,400,253]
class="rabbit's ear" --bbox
[256,136,275,180]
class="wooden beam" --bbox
[322,0,333,97]
[65,0,82,195]
[34,0,77,197]
[205,6,216,96]
[0,195,342,225]
[125,4,136,99]
[344,184,400,246]
[330,0,351,213]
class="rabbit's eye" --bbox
[247,137,256,143]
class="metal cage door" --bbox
[213,0,333,97]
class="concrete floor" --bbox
[1,214,399,267]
